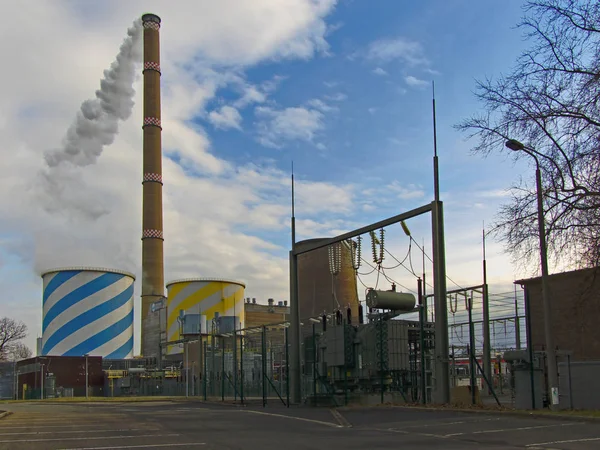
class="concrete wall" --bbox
[559,360,600,410]
[518,267,600,361]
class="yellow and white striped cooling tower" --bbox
[166,278,245,355]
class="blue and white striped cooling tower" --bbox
[41,267,135,358]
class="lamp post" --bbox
[505,138,559,410]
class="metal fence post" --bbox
[221,336,225,402]
[233,328,238,402]
[240,331,244,405]
[262,326,267,407]
[380,314,385,404]
[418,278,426,404]
[313,323,317,403]
[203,341,207,401]
[525,288,536,409]
[468,296,476,405]
[285,327,290,408]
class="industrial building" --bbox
[515,266,600,361]
[512,267,600,410]
[15,355,103,399]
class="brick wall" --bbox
[518,267,600,361]
[296,238,360,321]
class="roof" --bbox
[166,277,246,288]
[514,266,600,286]
[40,267,136,280]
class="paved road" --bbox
[1,401,599,449]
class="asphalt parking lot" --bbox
[1,401,599,449]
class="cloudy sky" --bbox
[1,0,537,354]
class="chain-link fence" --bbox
[298,311,434,407]
[199,324,289,405]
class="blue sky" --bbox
[0,0,536,354]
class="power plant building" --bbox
[166,278,246,355]
[41,267,135,359]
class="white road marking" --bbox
[0,433,179,443]
[60,443,206,450]
[444,422,576,437]
[0,425,116,430]
[0,428,146,436]
[527,437,600,446]
[241,410,342,428]
[329,409,352,428]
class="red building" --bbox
[16,356,103,399]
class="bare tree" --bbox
[6,342,33,361]
[457,0,600,270]
[0,317,28,361]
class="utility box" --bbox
[504,350,545,409]
[324,325,355,368]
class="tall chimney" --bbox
[140,13,164,358]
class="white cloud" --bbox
[366,37,428,66]
[372,67,388,76]
[405,75,429,88]
[324,92,347,101]
[368,107,378,115]
[386,181,425,200]
[306,98,338,112]
[208,105,243,130]
[255,105,325,148]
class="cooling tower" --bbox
[140,13,165,358]
[166,278,245,355]
[41,267,135,358]
[296,238,360,320]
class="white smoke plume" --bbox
[37,19,143,220]
[45,19,143,168]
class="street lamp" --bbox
[505,138,559,410]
